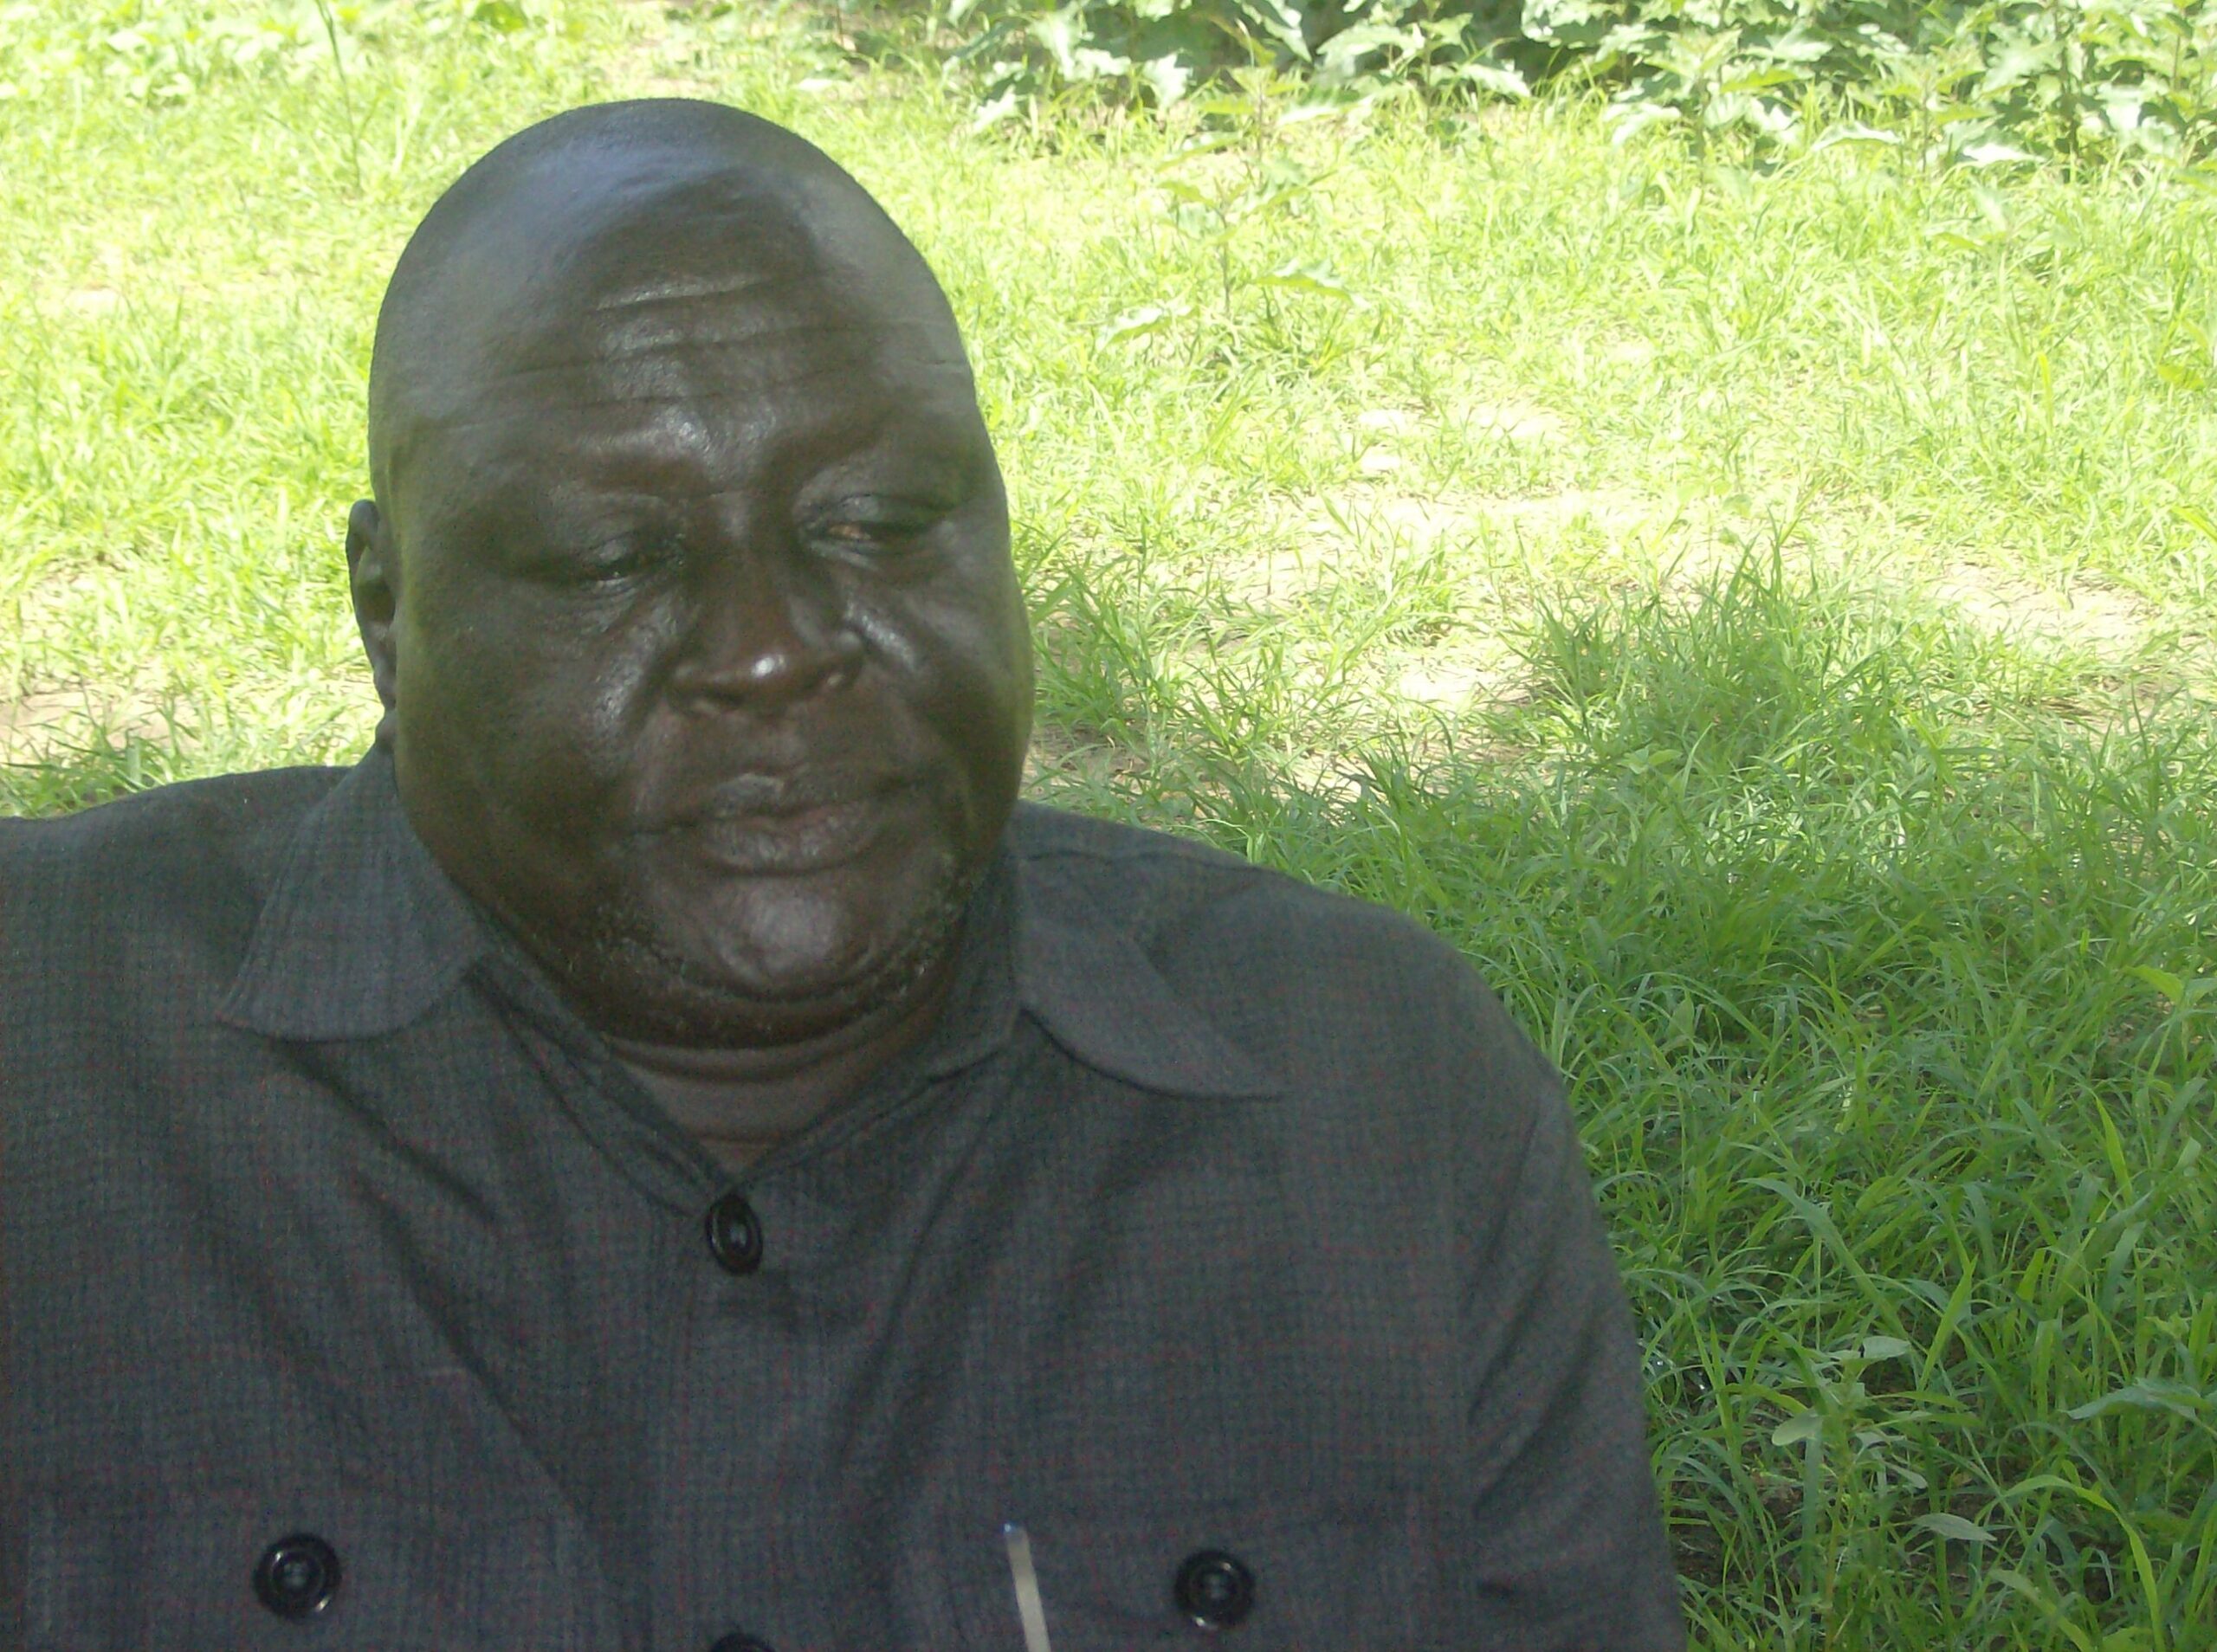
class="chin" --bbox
[594,858,971,1046]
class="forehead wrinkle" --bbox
[582,268,799,313]
[464,351,884,416]
[475,300,972,415]
[504,266,963,375]
[423,380,890,445]
[517,318,880,375]
[392,299,977,455]
[414,355,979,441]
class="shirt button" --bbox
[704,1190,763,1275]
[708,1636,776,1652]
[1173,1548,1256,1630]
[252,1532,343,1620]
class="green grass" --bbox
[4,3,2214,1646]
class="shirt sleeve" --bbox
[1452,980,1688,1649]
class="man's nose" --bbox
[666,541,864,712]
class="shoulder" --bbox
[1012,800,1447,948]
[2,765,339,880]
[1009,802,1554,1123]
[1012,800,1495,1010]
[0,766,344,984]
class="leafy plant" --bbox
[1102,65,1359,345]
[924,0,2217,160]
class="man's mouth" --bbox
[635,774,918,875]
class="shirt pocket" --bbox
[942,1494,1460,1651]
[23,1490,619,1652]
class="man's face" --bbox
[369,175,1032,1043]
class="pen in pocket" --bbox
[1001,1522,1054,1652]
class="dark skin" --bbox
[346,103,1033,1169]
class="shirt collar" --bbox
[222,750,1273,1100]
[1015,900,1275,1099]
[219,745,491,1041]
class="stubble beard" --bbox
[552,840,979,1049]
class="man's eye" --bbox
[571,536,676,584]
[817,518,931,556]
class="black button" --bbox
[253,1533,342,1619]
[708,1637,776,1652]
[705,1191,763,1275]
[1173,1548,1255,1630]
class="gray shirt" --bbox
[1,749,1684,1650]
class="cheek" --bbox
[407,583,682,804]
[851,571,1031,743]
[852,596,1028,836]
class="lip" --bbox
[634,778,916,875]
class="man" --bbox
[0,100,1684,1649]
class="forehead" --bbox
[399,166,983,504]
[489,284,973,479]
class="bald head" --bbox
[367,99,964,523]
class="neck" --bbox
[604,951,958,1172]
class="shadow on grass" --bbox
[1030,552,2217,1650]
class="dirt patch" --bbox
[0,682,174,765]
[1352,398,1566,474]
[1445,398,1569,448]
[1393,649,1529,713]
[1274,483,1658,568]
[1929,562,2159,657]
[1209,541,1333,608]
[1483,487,1658,538]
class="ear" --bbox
[346,499,399,745]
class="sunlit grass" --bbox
[3,3,2213,1646]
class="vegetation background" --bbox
[935,0,2217,165]
[3,0,2213,1646]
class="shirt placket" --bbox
[500,1021,897,1652]
[650,1167,851,1652]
